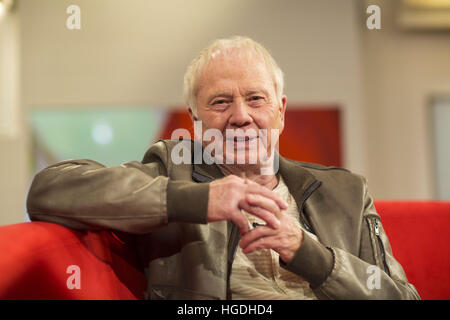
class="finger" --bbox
[241,234,276,254]
[232,210,250,236]
[239,225,276,250]
[246,183,288,210]
[245,194,282,219]
[238,199,280,230]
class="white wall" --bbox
[19,0,367,172]
[362,0,450,199]
[432,97,450,199]
[3,0,449,226]
[0,5,28,225]
[0,3,19,136]
[8,0,426,225]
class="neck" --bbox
[217,164,278,190]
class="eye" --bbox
[248,96,265,105]
[213,99,228,105]
[210,99,230,111]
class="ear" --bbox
[188,107,198,121]
[279,95,287,134]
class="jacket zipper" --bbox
[226,222,240,298]
[373,218,391,276]
[227,223,240,274]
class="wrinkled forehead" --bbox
[199,48,273,87]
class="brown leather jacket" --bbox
[26,139,420,300]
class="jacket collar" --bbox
[192,160,224,182]
[278,156,320,206]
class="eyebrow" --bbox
[207,89,269,104]
[246,90,268,96]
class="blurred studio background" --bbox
[1,0,450,226]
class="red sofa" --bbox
[0,201,449,300]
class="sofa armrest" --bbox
[375,201,450,300]
[0,222,146,299]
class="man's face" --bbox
[192,49,286,165]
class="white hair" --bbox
[183,36,285,116]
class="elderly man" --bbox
[27,36,419,300]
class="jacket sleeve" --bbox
[26,142,210,234]
[281,177,421,300]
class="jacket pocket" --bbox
[366,215,391,276]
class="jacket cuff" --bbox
[280,232,334,288]
[166,180,209,224]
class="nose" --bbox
[228,99,253,128]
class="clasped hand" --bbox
[207,175,303,264]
